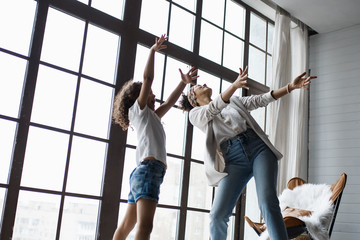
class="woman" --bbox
[179,66,316,240]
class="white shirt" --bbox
[213,105,248,146]
[129,100,167,166]
[189,92,282,186]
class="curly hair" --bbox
[178,93,194,112]
[113,80,142,130]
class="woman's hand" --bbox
[289,72,317,91]
[232,66,249,90]
[151,34,168,52]
[179,66,198,86]
[220,66,249,103]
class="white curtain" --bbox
[268,8,309,193]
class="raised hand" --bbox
[179,66,198,85]
[151,34,168,52]
[290,72,317,91]
[232,66,249,90]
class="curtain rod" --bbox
[259,0,318,35]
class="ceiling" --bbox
[266,0,360,34]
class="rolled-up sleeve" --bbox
[237,92,276,111]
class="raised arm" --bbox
[155,67,198,118]
[137,34,168,109]
[221,66,249,102]
[271,72,317,99]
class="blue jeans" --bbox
[210,129,287,240]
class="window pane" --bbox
[250,12,266,50]
[169,5,195,51]
[159,157,183,206]
[66,136,107,196]
[196,70,221,97]
[0,188,5,224]
[267,55,272,87]
[188,162,212,210]
[0,119,17,184]
[200,21,223,65]
[223,33,244,72]
[140,0,169,37]
[191,127,205,160]
[185,210,210,240]
[74,79,114,139]
[268,23,274,54]
[41,8,85,72]
[21,127,69,191]
[248,46,265,84]
[0,52,27,118]
[59,196,99,240]
[225,0,245,38]
[121,148,137,200]
[173,0,197,12]
[162,107,186,156]
[202,0,225,27]
[31,65,77,130]
[244,178,261,240]
[0,0,36,56]
[91,0,125,19]
[134,44,165,100]
[13,191,61,239]
[82,24,120,84]
[152,207,179,240]
[163,57,189,101]
[250,103,265,130]
[227,216,235,240]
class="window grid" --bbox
[0,0,275,239]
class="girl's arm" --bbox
[137,34,168,109]
[271,72,317,99]
[155,67,198,118]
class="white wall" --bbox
[309,24,360,239]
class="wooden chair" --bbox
[244,173,347,239]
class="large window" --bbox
[0,0,274,239]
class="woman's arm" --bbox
[271,72,317,100]
[137,34,168,109]
[155,67,198,118]
[220,66,249,102]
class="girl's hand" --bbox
[151,34,168,52]
[179,66,198,85]
[232,66,249,90]
[290,72,317,91]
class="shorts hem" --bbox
[135,195,158,203]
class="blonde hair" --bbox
[112,80,142,130]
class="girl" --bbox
[179,66,316,240]
[112,34,198,240]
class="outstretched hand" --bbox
[151,34,168,52]
[179,66,198,85]
[290,72,317,90]
[232,66,249,90]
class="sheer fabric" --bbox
[268,8,309,193]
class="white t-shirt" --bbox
[128,100,167,166]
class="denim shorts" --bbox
[128,160,166,204]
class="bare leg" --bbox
[135,198,157,240]
[113,204,137,240]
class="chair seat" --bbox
[244,173,347,239]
